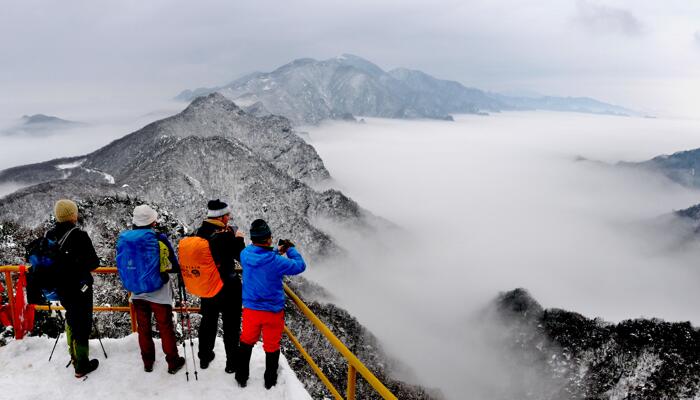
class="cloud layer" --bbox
[304,112,700,398]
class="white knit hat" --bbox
[206,199,231,218]
[132,205,158,226]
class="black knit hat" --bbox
[250,219,272,240]
[207,199,230,218]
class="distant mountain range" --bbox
[176,54,639,125]
[2,114,84,135]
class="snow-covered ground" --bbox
[0,335,312,400]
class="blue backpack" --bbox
[27,227,78,301]
[116,229,163,294]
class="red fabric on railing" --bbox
[12,266,35,339]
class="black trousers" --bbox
[61,286,93,343]
[197,278,242,364]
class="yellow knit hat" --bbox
[54,199,78,223]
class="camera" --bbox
[277,239,295,253]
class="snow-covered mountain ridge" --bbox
[176,54,637,125]
[490,288,700,399]
[0,93,375,259]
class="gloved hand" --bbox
[277,239,295,254]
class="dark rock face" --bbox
[492,288,700,399]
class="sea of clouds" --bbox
[303,112,700,398]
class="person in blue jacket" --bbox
[235,219,306,389]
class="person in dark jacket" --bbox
[48,199,100,378]
[123,205,186,374]
[236,219,306,389]
[195,199,246,373]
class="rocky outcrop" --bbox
[490,288,700,399]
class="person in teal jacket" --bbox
[236,219,306,389]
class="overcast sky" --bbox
[1,0,699,117]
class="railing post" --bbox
[4,271,17,338]
[347,364,357,400]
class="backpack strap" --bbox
[57,226,79,248]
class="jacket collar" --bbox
[204,218,226,228]
[250,243,276,253]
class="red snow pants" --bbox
[240,308,284,353]
[133,299,180,369]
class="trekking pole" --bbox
[48,330,61,361]
[178,276,198,381]
[50,306,74,368]
[93,317,108,358]
[48,301,62,362]
[176,276,191,382]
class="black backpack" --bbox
[26,227,77,301]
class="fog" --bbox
[0,100,185,172]
[303,112,700,398]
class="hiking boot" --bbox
[199,352,215,369]
[168,357,186,374]
[264,351,280,390]
[75,359,99,378]
[144,363,154,373]
[235,343,253,388]
[225,360,236,374]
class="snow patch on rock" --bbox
[55,159,86,170]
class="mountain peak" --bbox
[330,54,385,76]
[496,288,544,320]
[183,92,241,115]
[273,57,318,73]
[20,114,76,125]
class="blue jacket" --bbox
[241,244,306,312]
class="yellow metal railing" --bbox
[0,265,397,399]
[284,283,398,400]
